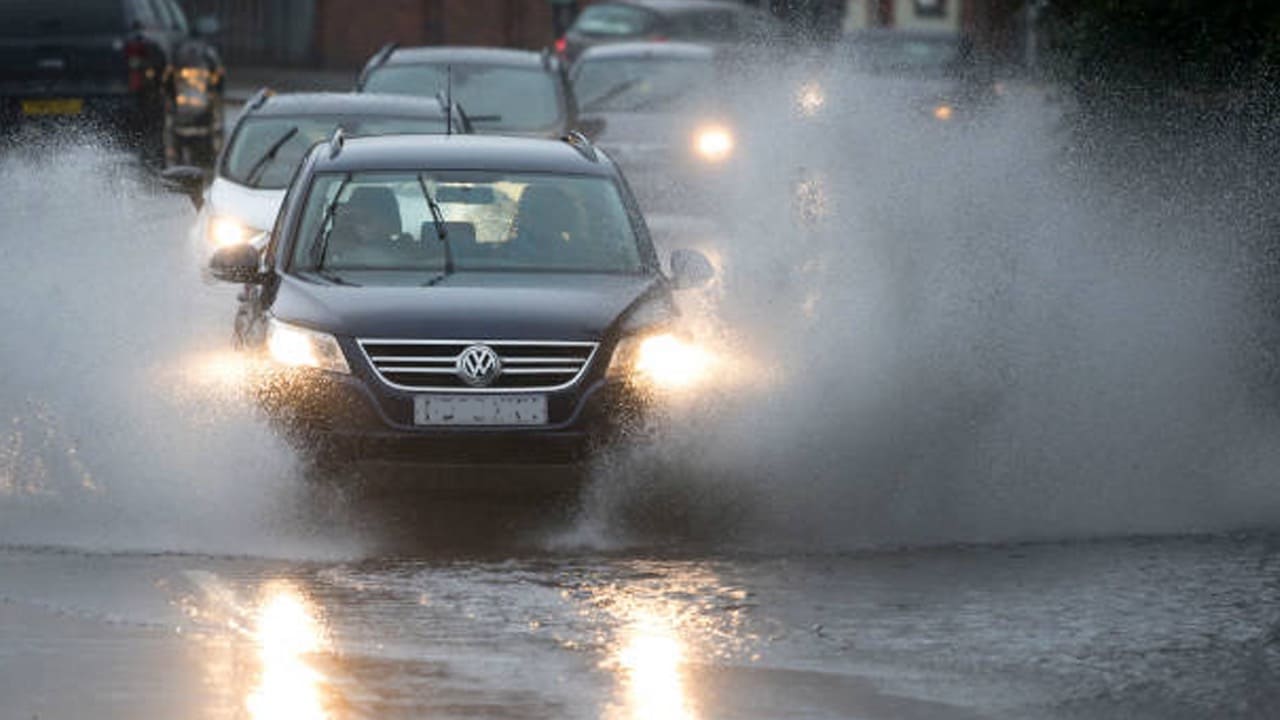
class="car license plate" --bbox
[414,394,547,427]
[21,98,83,116]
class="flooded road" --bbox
[3,533,1280,719]
[3,79,1280,718]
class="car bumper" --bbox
[253,365,642,468]
[0,94,150,132]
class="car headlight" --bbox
[209,215,264,249]
[692,124,734,163]
[607,332,712,390]
[932,103,955,121]
[266,318,350,374]
[795,82,826,117]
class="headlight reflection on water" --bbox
[609,608,700,720]
[246,583,333,720]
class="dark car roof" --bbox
[576,41,715,62]
[313,134,616,177]
[383,46,548,69]
[253,92,448,119]
[607,0,746,14]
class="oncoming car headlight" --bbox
[692,125,734,163]
[209,215,264,249]
[607,332,712,391]
[266,318,350,374]
[795,82,826,117]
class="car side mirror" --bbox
[159,165,207,210]
[193,15,221,37]
[576,116,606,140]
[209,243,265,284]
[669,248,715,290]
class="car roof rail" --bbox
[562,130,598,162]
[328,126,345,159]
[245,87,273,112]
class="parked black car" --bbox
[0,0,225,166]
[559,0,784,63]
[357,45,580,139]
[207,132,716,476]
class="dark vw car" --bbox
[208,132,715,474]
[0,0,225,166]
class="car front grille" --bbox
[357,339,599,392]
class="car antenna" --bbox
[445,65,453,137]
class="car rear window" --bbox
[0,0,126,37]
[363,64,563,134]
[572,4,655,37]
[224,115,449,189]
[573,56,714,112]
[669,9,739,41]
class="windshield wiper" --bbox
[313,268,357,286]
[312,173,353,270]
[416,173,453,281]
[243,126,299,186]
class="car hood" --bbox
[207,179,286,233]
[272,271,664,341]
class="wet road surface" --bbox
[3,531,1280,719]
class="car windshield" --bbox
[290,171,645,280]
[223,115,447,189]
[362,64,563,133]
[573,56,713,112]
[845,35,962,76]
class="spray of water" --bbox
[0,132,356,558]
[571,65,1280,551]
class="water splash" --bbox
[574,67,1280,551]
[0,134,356,558]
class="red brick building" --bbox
[182,0,1024,69]
[182,0,565,68]
[313,0,560,68]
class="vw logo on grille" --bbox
[456,344,502,387]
